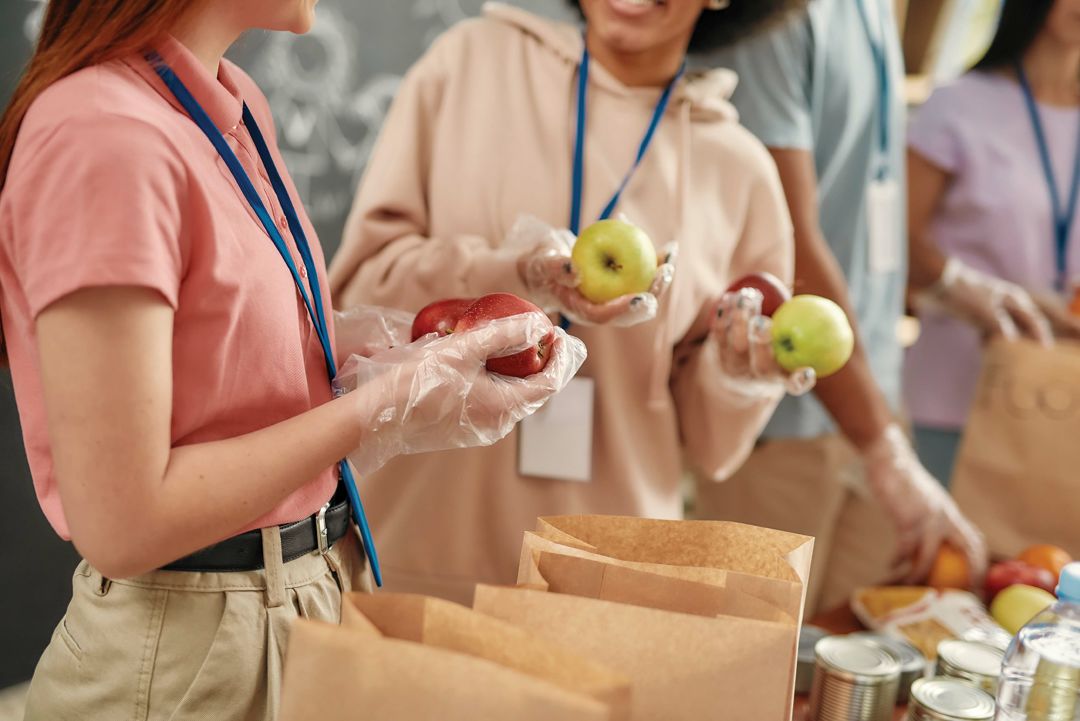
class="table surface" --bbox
[792,605,908,721]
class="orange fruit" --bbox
[928,543,971,589]
[1017,544,1073,581]
[1070,288,1080,317]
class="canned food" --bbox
[809,636,900,721]
[850,632,927,704]
[935,640,1003,694]
[797,626,832,695]
[907,678,995,721]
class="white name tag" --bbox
[867,177,902,274]
[517,377,594,482]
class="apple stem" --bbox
[779,337,795,353]
[604,255,623,272]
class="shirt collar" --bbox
[128,34,245,133]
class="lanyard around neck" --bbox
[855,0,892,179]
[569,42,684,235]
[1016,62,1080,291]
[148,55,382,586]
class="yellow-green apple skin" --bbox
[771,295,855,378]
[571,220,657,303]
[990,584,1057,635]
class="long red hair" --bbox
[0,0,198,365]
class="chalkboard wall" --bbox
[0,0,573,687]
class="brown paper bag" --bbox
[473,515,813,721]
[952,339,1080,557]
[279,592,631,721]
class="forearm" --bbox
[68,394,364,578]
[907,227,948,292]
[794,227,894,450]
[674,334,783,480]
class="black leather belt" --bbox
[162,491,352,572]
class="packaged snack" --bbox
[851,586,1011,659]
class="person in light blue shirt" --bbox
[693,0,986,616]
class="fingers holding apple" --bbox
[709,289,817,396]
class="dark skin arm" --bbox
[767,148,894,450]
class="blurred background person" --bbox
[905,0,1080,485]
[694,0,987,618]
[328,0,814,604]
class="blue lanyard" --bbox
[563,43,681,329]
[1016,62,1080,291]
[569,43,683,235]
[855,0,892,180]
[148,55,382,586]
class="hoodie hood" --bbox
[482,2,740,123]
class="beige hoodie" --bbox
[329,3,794,603]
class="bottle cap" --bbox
[1057,562,1080,603]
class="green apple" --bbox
[770,295,855,378]
[571,219,657,304]
[990,584,1057,635]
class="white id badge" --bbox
[517,377,594,482]
[867,177,902,274]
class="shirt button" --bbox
[300,266,308,279]
[278,216,288,229]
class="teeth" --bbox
[621,0,658,6]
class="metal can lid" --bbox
[850,631,927,673]
[910,678,996,720]
[937,640,1004,677]
[815,636,901,683]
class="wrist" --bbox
[926,257,965,299]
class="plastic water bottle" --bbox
[996,563,1080,720]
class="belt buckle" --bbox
[315,502,331,556]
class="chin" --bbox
[287,6,317,34]
[593,23,657,54]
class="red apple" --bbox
[454,293,555,378]
[985,560,1057,603]
[726,272,792,317]
[411,298,476,341]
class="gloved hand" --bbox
[915,258,1052,345]
[335,312,587,476]
[1031,291,1080,340]
[333,305,414,359]
[508,215,675,327]
[862,424,989,586]
[705,287,816,397]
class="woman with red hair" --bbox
[0,1,578,717]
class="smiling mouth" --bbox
[613,0,666,8]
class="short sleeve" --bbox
[5,112,186,317]
[709,11,815,150]
[907,84,965,173]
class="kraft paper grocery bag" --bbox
[952,338,1080,558]
[279,592,631,721]
[472,515,813,721]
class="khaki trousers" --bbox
[24,525,372,721]
[692,435,897,619]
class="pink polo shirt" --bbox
[0,36,338,540]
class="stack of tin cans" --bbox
[935,640,1004,695]
[851,632,927,703]
[907,678,996,721]
[808,636,902,720]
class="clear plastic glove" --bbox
[507,215,675,327]
[862,424,989,586]
[334,305,415,359]
[916,257,1052,345]
[707,288,816,397]
[334,312,587,476]
[1031,291,1080,340]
